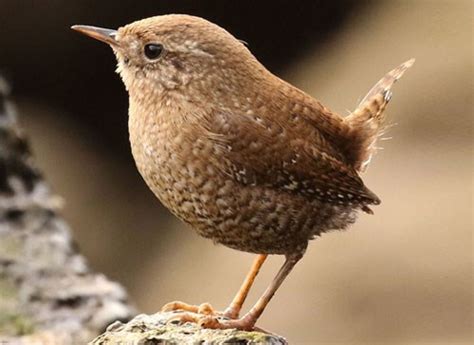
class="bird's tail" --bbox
[342,59,415,172]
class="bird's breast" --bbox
[128,103,223,229]
[128,105,180,199]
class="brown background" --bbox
[2,1,472,344]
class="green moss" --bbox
[0,235,23,260]
[0,278,33,336]
[91,313,287,344]
[221,330,282,344]
[0,279,17,301]
[0,313,35,336]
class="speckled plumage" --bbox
[110,15,412,255]
[73,14,413,331]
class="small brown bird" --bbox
[72,15,413,331]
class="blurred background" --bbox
[0,0,472,344]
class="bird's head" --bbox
[72,15,266,105]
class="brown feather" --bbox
[82,14,414,253]
[342,59,415,172]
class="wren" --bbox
[72,15,413,331]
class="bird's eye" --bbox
[144,43,163,60]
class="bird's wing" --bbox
[206,110,380,208]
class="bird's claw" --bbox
[161,301,218,316]
[161,300,258,331]
[166,311,201,325]
[197,315,222,328]
[166,312,254,331]
[199,315,255,331]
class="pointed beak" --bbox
[71,25,119,47]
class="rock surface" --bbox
[92,312,288,345]
[0,76,135,344]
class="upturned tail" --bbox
[342,59,415,172]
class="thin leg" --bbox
[162,255,267,319]
[224,254,268,319]
[201,252,304,330]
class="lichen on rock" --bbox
[91,312,288,345]
[0,76,135,344]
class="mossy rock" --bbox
[91,312,288,345]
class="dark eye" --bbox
[144,43,163,60]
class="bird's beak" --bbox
[71,25,119,47]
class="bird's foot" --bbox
[162,301,258,331]
[165,311,258,332]
[161,301,219,316]
[198,314,257,331]
[162,300,241,319]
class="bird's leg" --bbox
[200,252,303,331]
[223,254,268,319]
[161,254,267,321]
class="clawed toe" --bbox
[199,315,255,331]
[160,300,260,331]
[161,301,217,315]
[197,315,221,328]
[166,311,201,325]
[166,312,255,331]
